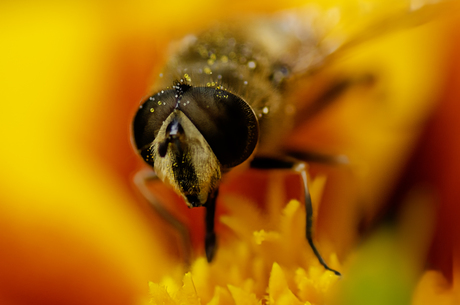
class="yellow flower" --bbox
[149,174,340,305]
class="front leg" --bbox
[134,168,193,265]
[204,189,218,262]
[250,156,341,276]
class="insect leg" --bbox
[294,162,341,276]
[283,150,349,166]
[204,189,218,262]
[250,157,341,276]
[134,168,192,265]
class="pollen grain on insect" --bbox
[247,61,256,69]
[204,67,212,75]
[184,73,192,82]
[150,108,155,113]
[158,101,162,105]
[149,97,155,101]
[207,54,216,65]
[262,106,269,114]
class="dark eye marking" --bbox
[177,87,259,168]
[133,85,259,169]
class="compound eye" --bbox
[179,87,259,168]
[132,90,177,165]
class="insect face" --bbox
[132,83,259,208]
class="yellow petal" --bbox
[412,271,454,305]
[149,282,175,305]
[268,263,303,305]
[228,285,258,305]
[207,286,234,305]
[174,273,201,305]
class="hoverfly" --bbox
[132,2,450,276]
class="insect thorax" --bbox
[153,23,301,155]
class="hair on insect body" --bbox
[132,2,449,276]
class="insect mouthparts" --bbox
[185,194,201,207]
